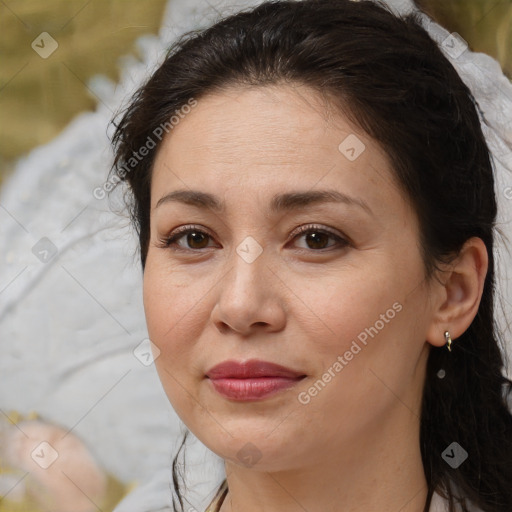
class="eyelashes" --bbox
[156,223,350,253]
[158,225,213,251]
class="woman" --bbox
[109,0,512,510]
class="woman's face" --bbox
[144,84,438,471]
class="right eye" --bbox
[157,225,217,252]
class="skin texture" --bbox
[143,84,488,512]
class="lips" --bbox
[205,359,306,401]
[206,359,305,379]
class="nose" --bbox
[210,242,287,337]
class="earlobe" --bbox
[426,237,489,349]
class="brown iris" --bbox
[304,231,330,250]
[186,231,210,249]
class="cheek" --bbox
[142,254,211,407]
[300,265,401,357]
[143,247,199,324]
[293,260,424,403]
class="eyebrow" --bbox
[155,189,373,216]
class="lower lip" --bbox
[208,377,304,401]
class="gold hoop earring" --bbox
[444,331,452,352]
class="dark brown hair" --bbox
[109,1,512,510]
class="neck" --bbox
[219,393,428,512]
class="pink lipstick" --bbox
[206,359,306,401]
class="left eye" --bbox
[158,225,349,252]
[292,226,348,251]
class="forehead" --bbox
[150,84,402,215]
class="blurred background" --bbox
[0,0,168,183]
[0,0,511,184]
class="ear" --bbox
[426,237,489,348]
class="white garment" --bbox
[430,491,482,512]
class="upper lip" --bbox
[206,359,306,379]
